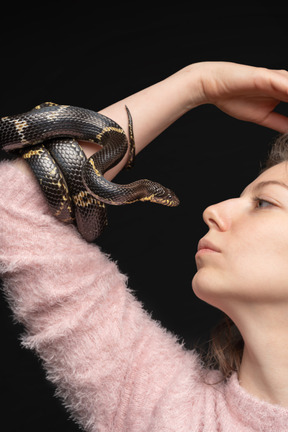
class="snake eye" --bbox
[153,185,179,206]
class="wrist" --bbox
[176,62,212,110]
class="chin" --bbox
[192,269,229,311]
[192,269,213,300]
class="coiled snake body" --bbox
[0,102,179,241]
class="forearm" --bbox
[97,63,205,179]
[14,63,204,181]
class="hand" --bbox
[195,62,288,133]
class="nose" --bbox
[203,198,239,231]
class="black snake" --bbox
[0,102,179,241]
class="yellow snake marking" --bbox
[103,194,158,205]
[55,199,74,218]
[61,216,75,222]
[13,119,29,143]
[122,194,156,205]
[71,142,85,159]
[49,166,58,176]
[140,194,155,202]
[114,194,173,206]
[95,126,125,142]
[54,186,74,218]
[73,190,105,208]
[56,178,69,195]
[54,206,64,216]
[34,102,61,109]
[89,158,102,177]
[57,180,62,188]
[46,106,68,121]
[22,148,44,158]
[41,165,73,219]
[106,199,122,205]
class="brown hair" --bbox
[203,133,288,380]
[262,133,288,170]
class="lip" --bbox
[196,238,221,254]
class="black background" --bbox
[1,4,288,431]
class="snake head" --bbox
[141,181,180,207]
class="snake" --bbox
[0,102,180,241]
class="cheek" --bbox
[229,225,288,285]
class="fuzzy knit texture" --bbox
[1,160,288,432]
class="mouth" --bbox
[196,238,221,254]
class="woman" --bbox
[1,61,288,431]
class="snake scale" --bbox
[0,102,179,241]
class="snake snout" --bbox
[146,182,180,207]
[165,190,180,207]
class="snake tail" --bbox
[124,105,136,170]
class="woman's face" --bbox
[192,161,288,313]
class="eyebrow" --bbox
[241,180,288,197]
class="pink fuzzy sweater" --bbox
[1,160,288,432]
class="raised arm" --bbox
[99,61,288,179]
[15,62,288,180]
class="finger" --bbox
[258,69,288,103]
[259,111,288,133]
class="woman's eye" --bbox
[254,198,273,209]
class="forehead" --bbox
[243,162,288,194]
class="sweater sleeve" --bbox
[0,160,201,432]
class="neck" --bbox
[234,304,288,407]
